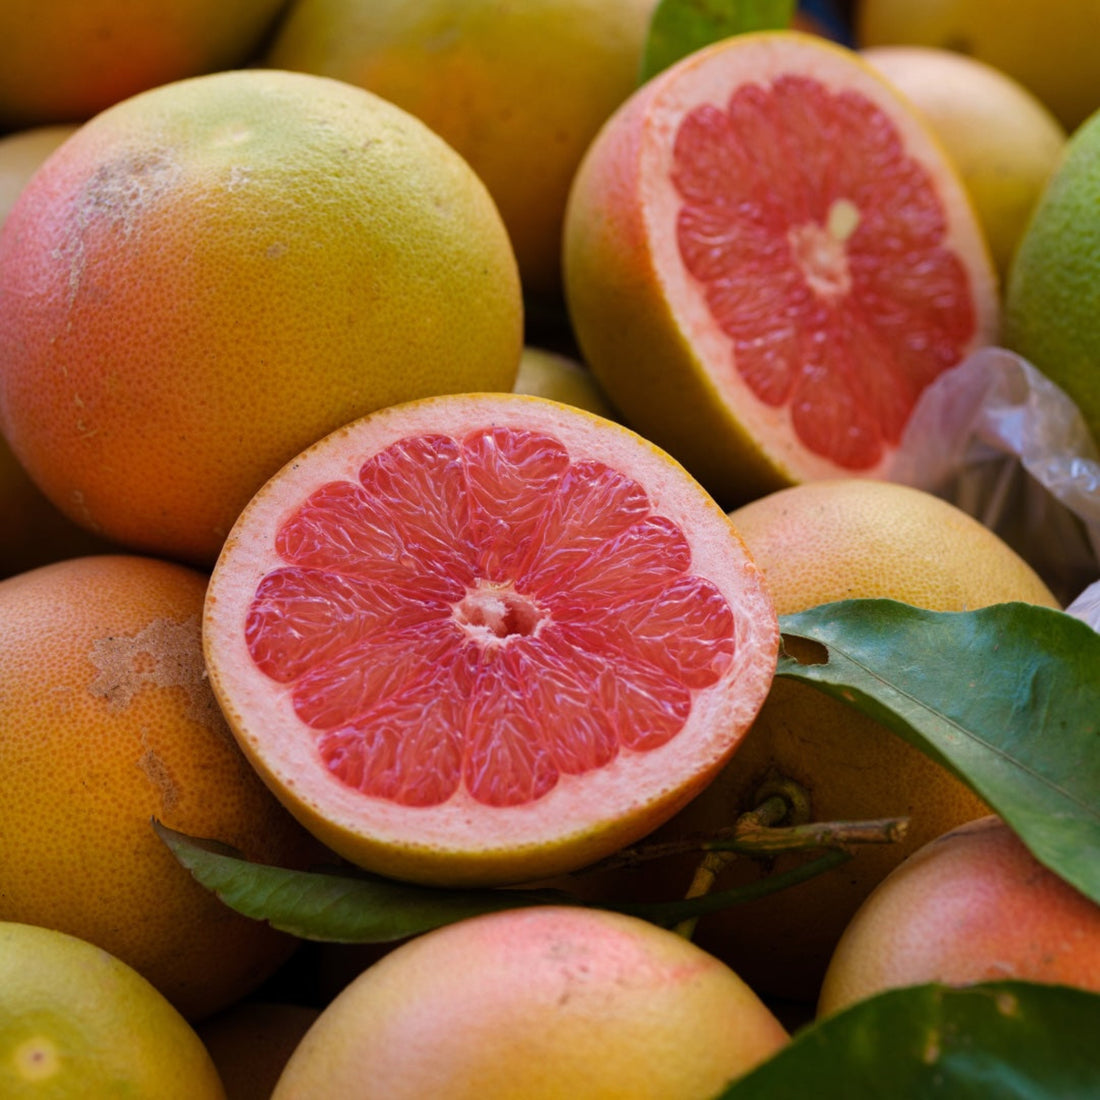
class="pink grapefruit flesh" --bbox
[563,30,999,505]
[204,393,778,886]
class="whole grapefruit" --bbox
[0,0,289,129]
[203,392,779,887]
[0,68,522,566]
[0,921,226,1098]
[563,30,998,507]
[266,0,658,299]
[585,479,1059,1002]
[818,816,1100,1016]
[0,554,322,1021]
[271,906,789,1099]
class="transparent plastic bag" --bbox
[1065,580,1100,632]
[889,346,1100,615]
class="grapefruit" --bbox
[818,816,1100,1016]
[203,392,779,887]
[0,921,226,1099]
[270,906,790,1099]
[856,0,1100,132]
[0,0,289,129]
[563,29,999,507]
[582,479,1059,1002]
[861,45,1067,279]
[0,68,522,566]
[1003,106,1100,451]
[265,0,658,299]
[0,554,322,1021]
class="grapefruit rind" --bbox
[563,30,999,506]
[203,393,778,887]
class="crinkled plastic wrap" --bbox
[889,346,1100,627]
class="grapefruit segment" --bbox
[204,393,779,886]
[564,30,998,505]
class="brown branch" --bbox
[581,773,909,917]
[728,815,909,853]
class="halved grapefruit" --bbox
[563,29,999,506]
[203,393,778,887]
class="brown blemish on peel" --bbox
[138,742,180,814]
[87,614,222,729]
[77,147,182,233]
[59,145,182,305]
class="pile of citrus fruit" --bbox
[0,1,1097,1096]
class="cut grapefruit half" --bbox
[563,29,1000,506]
[203,393,778,887]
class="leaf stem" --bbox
[674,848,733,938]
[612,777,907,937]
[586,782,907,876]
[616,849,854,927]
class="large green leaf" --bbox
[775,600,1100,904]
[154,823,567,942]
[156,823,849,943]
[718,981,1100,1098]
[640,0,797,82]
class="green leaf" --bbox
[719,981,1100,1098]
[154,822,569,942]
[157,824,859,943]
[775,600,1100,904]
[640,0,797,83]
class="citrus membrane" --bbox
[204,393,778,886]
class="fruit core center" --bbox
[788,198,860,298]
[453,581,543,644]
